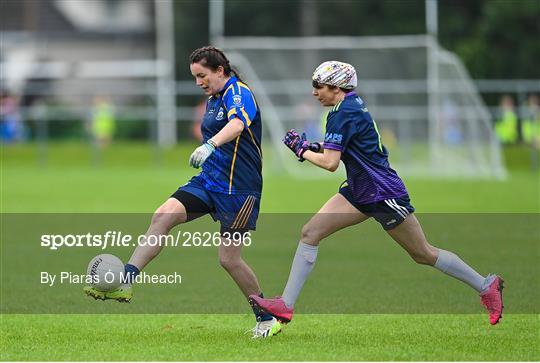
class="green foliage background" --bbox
[173,0,540,80]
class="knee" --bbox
[409,247,437,266]
[149,213,172,233]
[151,205,185,229]
[219,254,241,271]
[300,223,322,246]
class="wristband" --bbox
[207,139,218,149]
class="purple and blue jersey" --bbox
[198,76,262,195]
[324,91,408,204]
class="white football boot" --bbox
[249,317,282,338]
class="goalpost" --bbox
[217,35,506,179]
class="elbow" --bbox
[237,121,245,133]
[326,162,339,172]
[233,119,245,135]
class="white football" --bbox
[87,254,124,291]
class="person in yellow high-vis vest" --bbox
[91,96,116,149]
[521,94,540,148]
[495,95,518,144]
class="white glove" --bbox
[189,141,216,168]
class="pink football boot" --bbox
[248,295,294,323]
[480,275,504,325]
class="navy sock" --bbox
[123,263,140,284]
[252,293,273,322]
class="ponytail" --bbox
[189,46,246,83]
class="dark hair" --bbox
[189,46,242,80]
[312,80,351,93]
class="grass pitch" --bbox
[1,142,539,361]
[2,314,538,361]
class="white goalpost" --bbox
[218,35,506,179]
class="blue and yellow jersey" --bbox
[198,76,263,195]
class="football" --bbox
[86,254,124,291]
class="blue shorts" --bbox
[339,185,415,230]
[171,175,260,232]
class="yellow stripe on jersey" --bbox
[224,81,256,126]
[238,82,257,108]
[223,84,236,99]
[237,82,251,95]
[240,107,252,126]
[227,109,250,127]
[228,136,241,194]
[247,128,262,159]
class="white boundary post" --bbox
[155,0,176,146]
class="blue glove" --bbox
[189,141,216,168]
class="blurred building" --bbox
[1,0,155,102]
